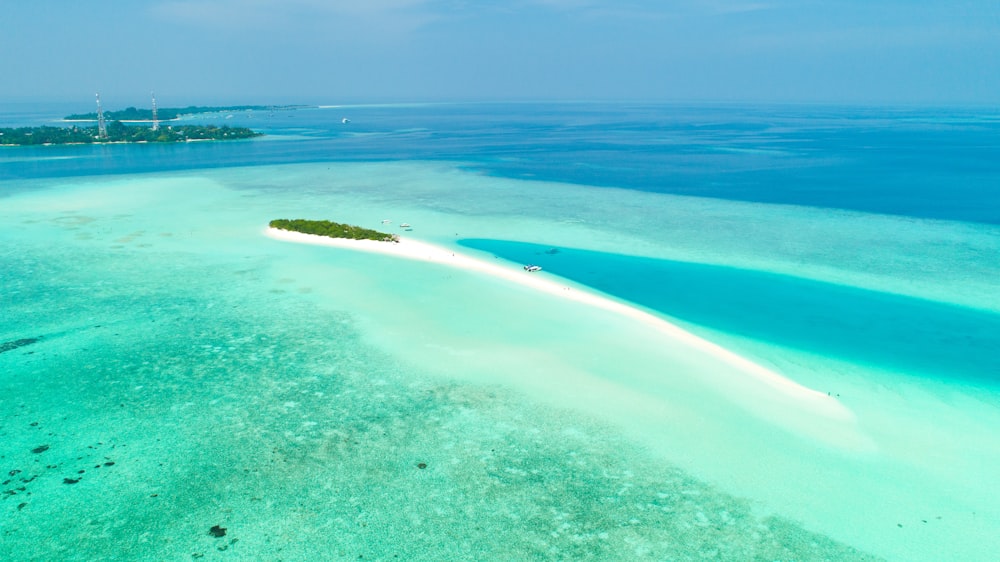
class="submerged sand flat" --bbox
[2,163,999,561]
[262,218,1000,561]
[265,227,861,444]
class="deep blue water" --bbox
[458,239,1000,384]
[3,102,999,224]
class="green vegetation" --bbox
[269,219,399,242]
[65,104,313,121]
[0,126,95,145]
[0,123,262,145]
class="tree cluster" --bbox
[0,126,96,145]
[269,219,398,242]
[0,123,262,145]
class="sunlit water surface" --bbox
[2,104,999,561]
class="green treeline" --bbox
[0,126,96,145]
[0,123,262,145]
[269,219,398,242]
[65,105,312,121]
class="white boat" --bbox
[381,219,391,224]
[523,265,542,272]
[342,118,351,124]
[399,223,411,228]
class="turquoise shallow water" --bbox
[0,177,879,561]
[457,239,1000,384]
[3,103,1000,560]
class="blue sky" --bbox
[3,1,999,106]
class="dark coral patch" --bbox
[0,338,40,354]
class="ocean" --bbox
[2,103,998,560]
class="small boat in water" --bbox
[523,265,542,272]
[399,223,411,228]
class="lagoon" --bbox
[2,103,999,560]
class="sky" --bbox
[2,0,999,106]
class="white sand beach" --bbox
[265,227,857,434]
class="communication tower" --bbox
[151,91,159,131]
[96,93,108,139]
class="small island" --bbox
[0,123,261,146]
[269,219,399,242]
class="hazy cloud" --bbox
[4,0,995,103]
[518,0,777,20]
[151,0,780,31]
[151,0,442,33]
[706,1,776,15]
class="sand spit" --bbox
[265,227,862,445]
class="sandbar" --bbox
[265,227,855,430]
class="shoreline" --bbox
[265,227,856,428]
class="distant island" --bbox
[0,123,261,146]
[64,104,313,122]
[269,219,399,242]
